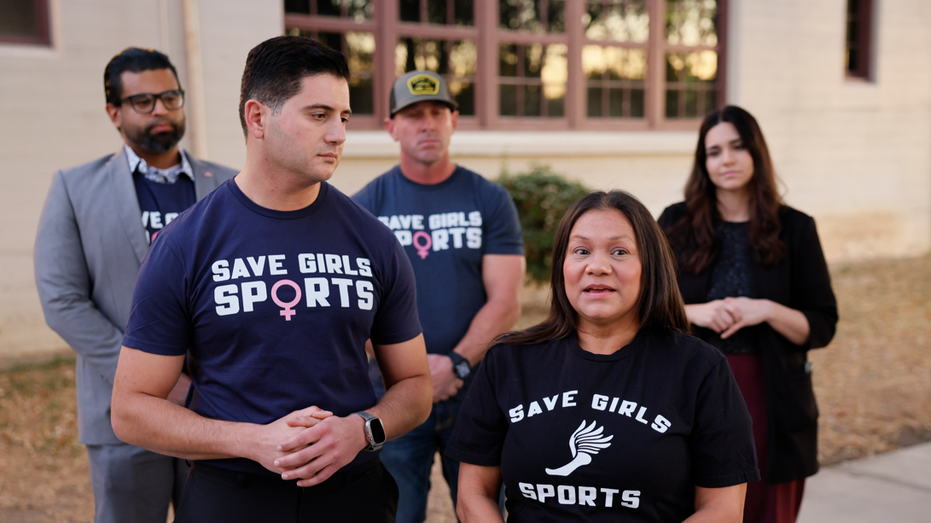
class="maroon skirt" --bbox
[726,353,805,523]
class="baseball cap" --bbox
[389,70,459,117]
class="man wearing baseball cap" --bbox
[354,71,526,522]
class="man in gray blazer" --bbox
[34,47,236,523]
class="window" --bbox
[0,0,50,46]
[285,1,377,123]
[285,0,726,130]
[663,0,720,118]
[497,1,568,121]
[845,0,873,80]
[583,1,649,120]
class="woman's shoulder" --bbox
[778,205,815,228]
[777,205,822,248]
[658,201,688,227]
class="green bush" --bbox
[498,164,591,284]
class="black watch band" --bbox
[448,352,472,380]
[353,411,386,452]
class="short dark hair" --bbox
[239,36,351,136]
[496,191,689,348]
[104,47,179,105]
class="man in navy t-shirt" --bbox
[354,70,525,522]
[110,37,432,522]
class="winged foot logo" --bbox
[518,419,639,509]
[546,420,614,477]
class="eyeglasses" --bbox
[118,89,185,114]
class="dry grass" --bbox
[0,359,93,522]
[0,255,928,523]
[810,255,931,464]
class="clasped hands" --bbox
[251,405,367,488]
[690,297,774,339]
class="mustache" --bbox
[146,119,178,134]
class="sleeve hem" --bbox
[444,447,501,467]
[694,469,761,488]
[121,336,188,357]
[370,327,423,347]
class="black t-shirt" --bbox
[446,330,759,522]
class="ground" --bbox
[1,255,929,522]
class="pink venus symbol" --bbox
[413,231,432,259]
[271,279,301,321]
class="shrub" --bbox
[498,164,591,284]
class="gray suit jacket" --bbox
[34,148,237,445]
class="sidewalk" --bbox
[797,441,931,523]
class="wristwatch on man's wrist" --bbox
[448,351,472,380]
[353,411,386,452]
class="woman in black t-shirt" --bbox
[658,106,838,523]
[447,191,759,522]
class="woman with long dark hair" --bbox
[447,191,759,522]
[659,106,838,523]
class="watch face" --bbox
[454,361,471,379]
[370,418,387,444]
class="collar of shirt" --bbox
[124,144,193,184]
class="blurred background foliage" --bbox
[498,164,591,284]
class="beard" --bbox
[124,118,186,154]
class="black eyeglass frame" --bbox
[118,89,186,114]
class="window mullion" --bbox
[376,0,400,121]
[516,46,525,117]
[477,0,497,128]
[716,0,729,108]
[566,0,584,128]
[646,0,666,128]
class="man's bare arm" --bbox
[431,254,525,401]
[111,346,329,473]
[370,333,433,439]
[455,254,525,364]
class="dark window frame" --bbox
[285,0,727,131]
[0,0,51,46]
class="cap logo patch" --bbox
[407,74,440,96]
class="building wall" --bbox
[333,130,698,217]
[727,0,931,260]
[0,0,280,364]
[1,0,929,363]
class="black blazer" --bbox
[658,202,838,483]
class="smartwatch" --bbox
[448,352,472,380]
[353,411,386,452]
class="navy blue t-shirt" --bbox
[133,174,195,244]
[123,179,422,474]
[353,166,523,358]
